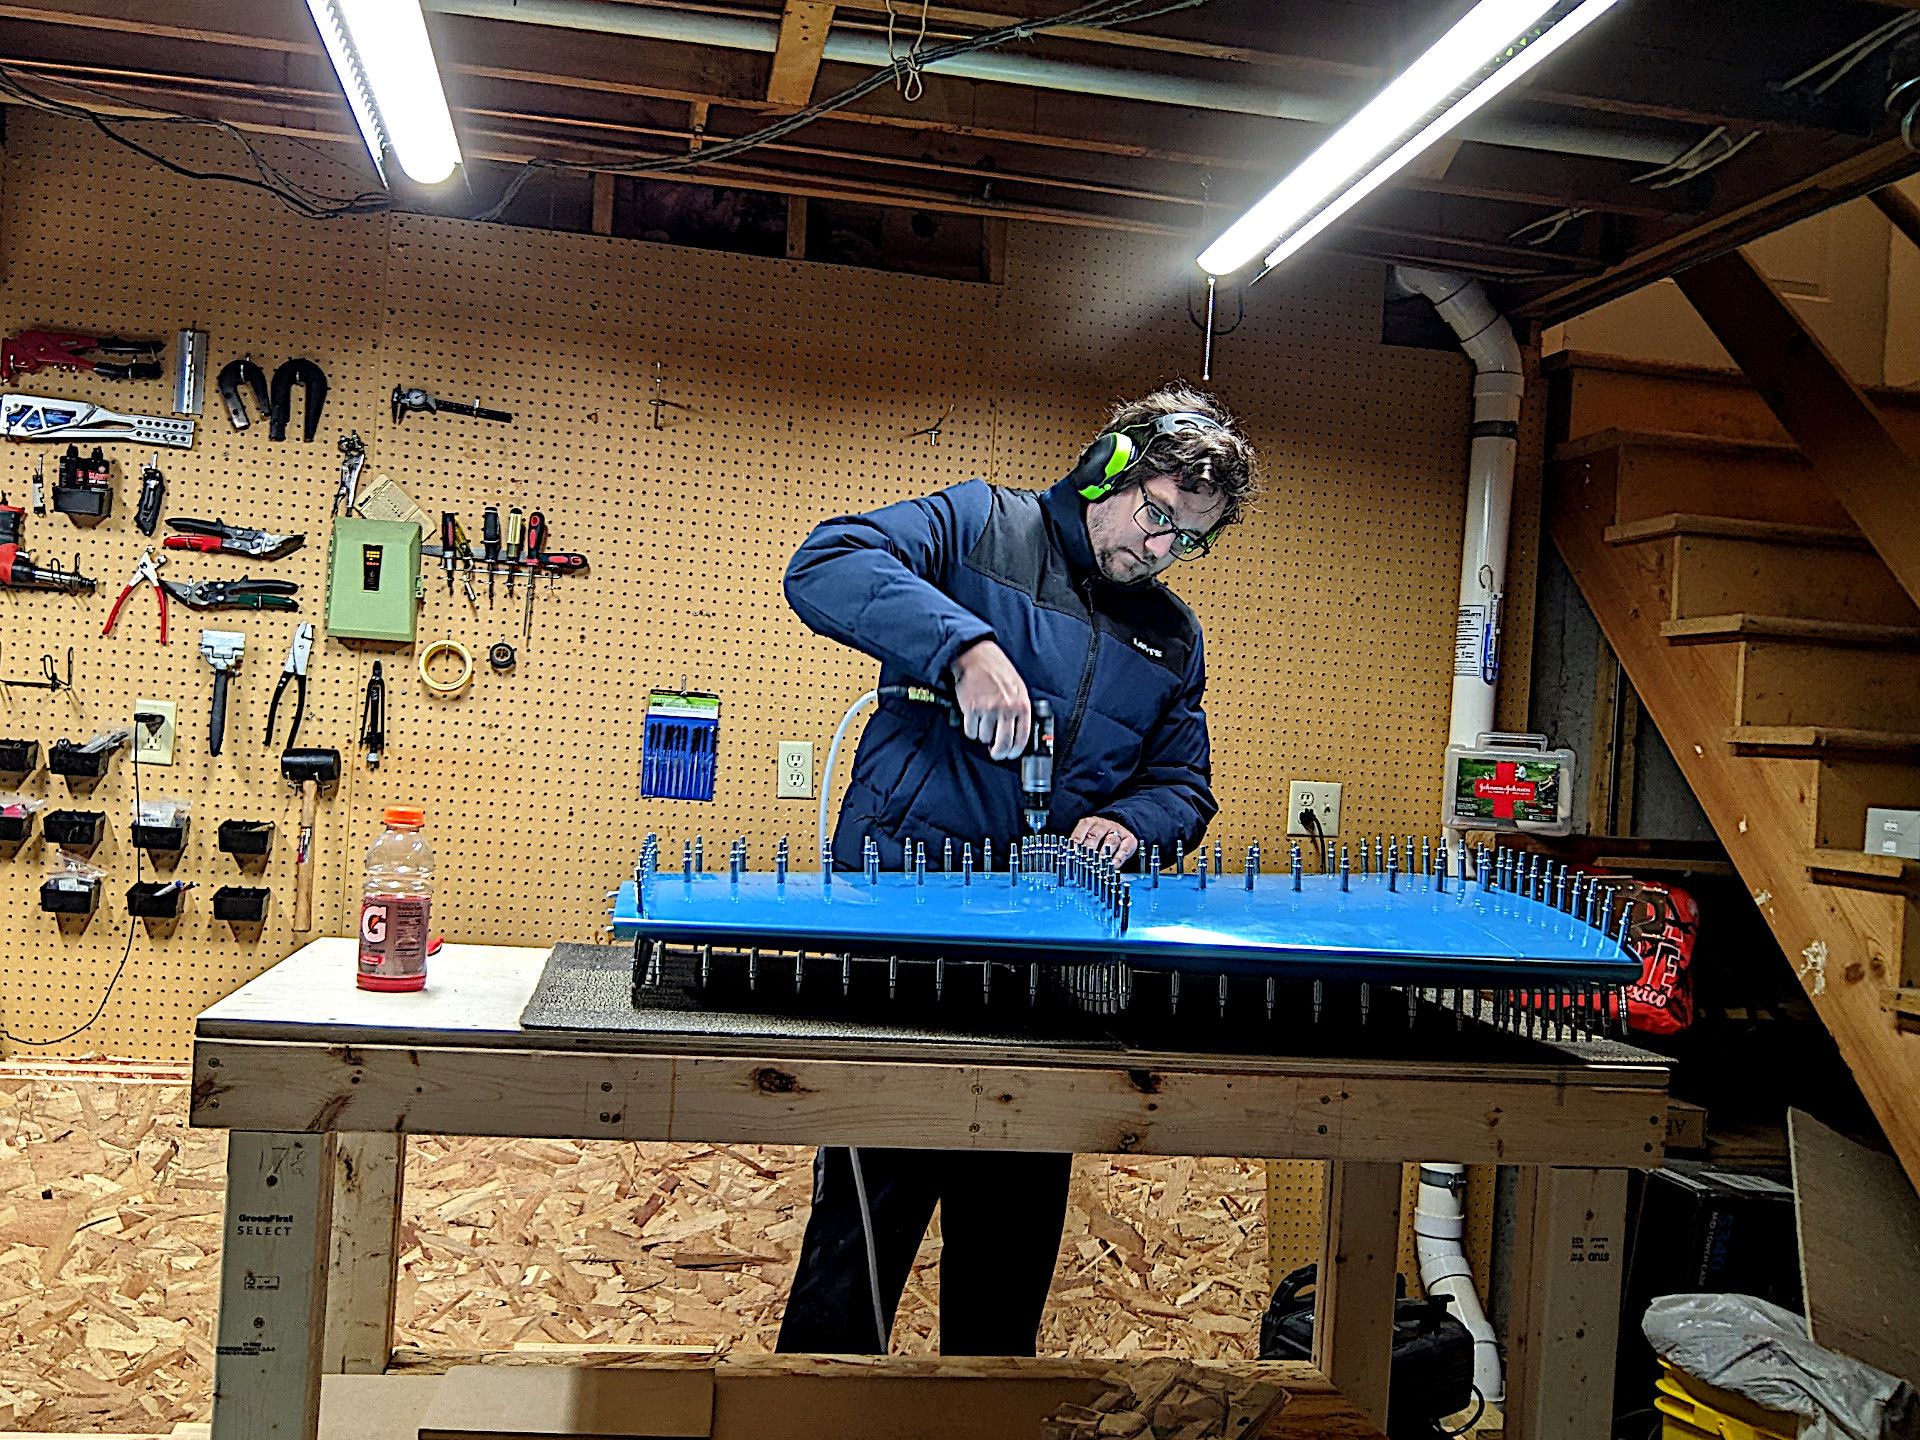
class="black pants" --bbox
[776,1147,1073,1355]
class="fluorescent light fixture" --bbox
[1197,0,1619,277]
[306,0,463,185]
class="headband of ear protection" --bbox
[1068,410,1225,501]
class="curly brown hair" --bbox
[1107,384,1258,529]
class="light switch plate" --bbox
[134,700,177,765]
[778,741,814,798]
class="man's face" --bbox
[1084,472,1229,584]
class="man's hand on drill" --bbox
[950,639,1031,760]
[1072,815,1140,865]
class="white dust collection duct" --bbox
[424,0,1694,169]
[1392,263,1523,1404]
[1394,265,1525,759]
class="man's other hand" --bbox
[950,640,1032,760]
[1072,815,1139,865]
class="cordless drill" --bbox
[1021,698,1055,833]
[890,684,1056,832]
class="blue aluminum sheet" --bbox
[611,867,1640,983]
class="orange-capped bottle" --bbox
[358,806,433,991]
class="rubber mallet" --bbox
[281,747,341,934]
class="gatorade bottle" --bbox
[358,806,433,991]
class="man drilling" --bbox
[778,384,1257,1355]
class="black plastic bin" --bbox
[127,882,188,919]
[131,818,190,853]
[40,877,100,915]
[217,820,274,857]
[0,739,38,776]
[43,810,105,849]
[0,810,33,844]
[47,742,112,779]
[213,886,270,923]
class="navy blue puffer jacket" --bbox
[785,476,1217,868]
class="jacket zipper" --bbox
[1054,576,1101,785]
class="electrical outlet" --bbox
[134,700,177,765]
[777,740,814,799]
[1287,780,1342,838]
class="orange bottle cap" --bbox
[384,806,426,827]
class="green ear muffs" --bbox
[1068,410,1224,501]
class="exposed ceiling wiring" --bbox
[1511,12,1920,245]
[0,0,1211,223]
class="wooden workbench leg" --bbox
[322,1132,406,1374]
[213,1131,336,1440]
[1506,1167,1629,1440]
[1313,1160,1402,1432]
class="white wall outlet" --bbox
[777,740,814,799]
[133,700,177,765]
[1287,780,1342,838]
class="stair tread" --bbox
[1606,513,1871,548]
[1555,427,1805,464]
[1727,725,1920,758]
[1808,848,1920,894]
[1663,614,1920,648]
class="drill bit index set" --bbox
[598,833,1644,1047]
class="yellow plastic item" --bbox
[1656,1360,1802,1440]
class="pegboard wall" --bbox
[0,110,1540,1069]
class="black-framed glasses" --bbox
[1134,495,1218,560]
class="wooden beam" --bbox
[590,170,615,233]
[190,1037,1669,1168]
[1504,1168,1629,1440]
[983,215,1007,283]
[211,1132,335,1440]
[1514,137,1920,322]
[321,1133,406,1376]
[1312,1161,1400,1433]
[767,0,834,109]
[785,193,808,257]
[1873,184,1920,253]
[1675,248,1920,611]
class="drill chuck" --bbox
[1021,697,1055,833]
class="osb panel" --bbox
[0,1066,1263,1432]
[0,112,1537,1058]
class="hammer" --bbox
[281,748,340,934]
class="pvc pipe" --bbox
[425,0,1693,167]
[1393,264,1521,1404]
[1417,1164,1504,1402]
[1393,266,1523,757]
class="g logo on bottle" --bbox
[361,903,388,946]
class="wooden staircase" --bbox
[1545,356,1920,1190]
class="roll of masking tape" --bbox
[418,638,474,695]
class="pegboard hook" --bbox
[0,644,75,692]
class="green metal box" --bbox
[326,518,422,644]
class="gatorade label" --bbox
[359,895,431,980]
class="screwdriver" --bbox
[483,504,501,607]
[439,512,458,594]
[503,506,525,598]
[523,509,546,639]
[449,513,477,605]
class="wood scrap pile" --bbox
[1040,1358,1290,1440]
[2,1065,1267,1434]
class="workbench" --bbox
[190,939,1670,1440]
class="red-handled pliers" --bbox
[103,547,168,643]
